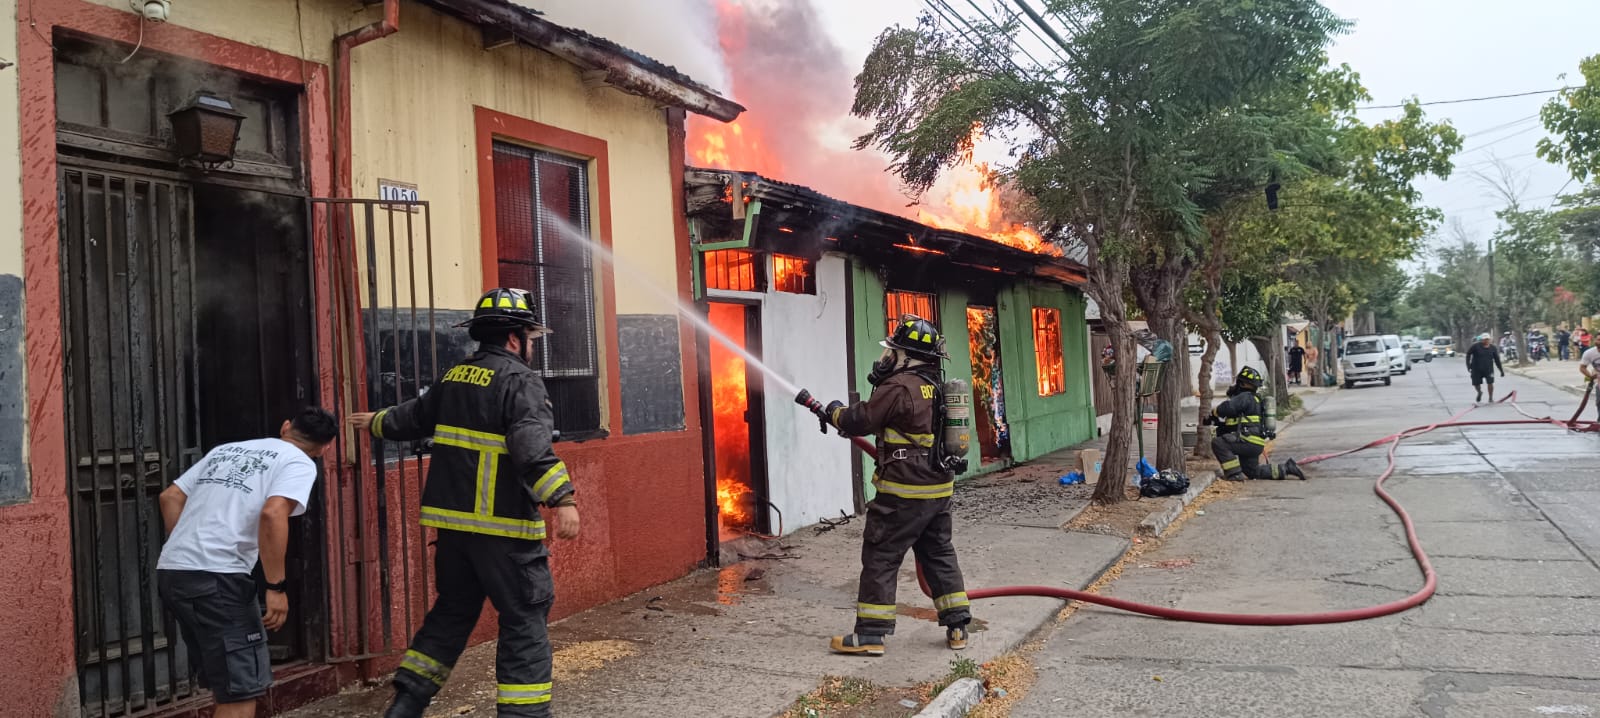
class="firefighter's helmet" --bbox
[1236,366,1264,388]
[881,315,948,361]
[456,287,552,337]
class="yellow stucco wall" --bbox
[79,0,345,64]
[348,2,682,317]
[1,0,19,278]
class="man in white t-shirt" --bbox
[1580,344,1600,417]
[156,408,337,718]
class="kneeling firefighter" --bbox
[796,315,973,656]
[348,288,579,718]
[1208,367,1306,481]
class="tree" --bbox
[851,0,1348,500]
[1538,54,1600,182]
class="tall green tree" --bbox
[851,0,1346,500]
[1538,54,1600,182]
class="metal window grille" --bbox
[492,142,602,436]
[885,290,938,335]
[771,254,815,294]
[704,249,761,292]
[1033,307,1066,396]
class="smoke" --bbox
[525,0,731,94]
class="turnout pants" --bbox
[1211,433,1285,480]
[392,531,555,717]
[855,494,970,636]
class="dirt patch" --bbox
[551,640,637,683]
[781,676,922,718]
[968,650,1037,718]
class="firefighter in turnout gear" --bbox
[809,315,971,656]
[348,288,578,718]
[1208,367,1305,481]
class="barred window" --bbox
[704,249,761,292]
[771,254,815,294]
[885,290,938,335]
[492,141,602,438]
[1033,307,1065,396]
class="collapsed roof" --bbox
[685,168,1086,286]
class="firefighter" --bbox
[1208,366,1306,481]
[808,315,971,656]
[348,288,578,718]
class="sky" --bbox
[534,0,1600,273]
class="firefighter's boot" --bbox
[946,625,969,651]
[830,633,885,657]
[1285,458,1307,480]
[384,689,430,718]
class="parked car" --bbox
[1401,336,1430,363]
[1342,335,1393,388]
[1431,336,1455,357]
[1382,334,1408,375]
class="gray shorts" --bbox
[158,570,273,703]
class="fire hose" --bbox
[803,389,1597,626]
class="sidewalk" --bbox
[1507,357,1592,396]
[284,447,1133,718]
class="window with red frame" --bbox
[1033,307,1065,396]
[492,141,601,438]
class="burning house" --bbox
[685,169,1098,540]
[0,1,741,715]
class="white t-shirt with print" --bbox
[1582,347,1600,377]
[157,438,318,574]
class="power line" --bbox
[1460,125,1543,154]
[925,0,1039,83]
[959,0,1060,71]
[1356,87,1566,111]
[1462,114,1537,138]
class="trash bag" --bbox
[1140,469,1190,498]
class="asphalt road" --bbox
[1015,359,1600,718]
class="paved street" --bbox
[1016,359,1600,717]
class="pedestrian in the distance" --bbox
[1557,328,1571,361]
[1465,333,1505,403]
[156,408,339,718]
[1578,341,1600,420]
[1287,341,1306,386]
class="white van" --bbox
[1382,334,1407,375]
[1342,335,1392,388]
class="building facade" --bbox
[685,169,1097,539]
[0,1,737,715]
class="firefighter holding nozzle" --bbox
[796,315,973,656]
[1208,366,1306,481]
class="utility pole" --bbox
[1487,234,1496,340]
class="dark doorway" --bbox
[966,306,1011,464]
[59,165,321,716]
[705,301,770,539]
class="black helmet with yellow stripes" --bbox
[882,314,948,361]
[1236,366,1263,389]
[457,287,551,338]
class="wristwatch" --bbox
[264,579,289,593]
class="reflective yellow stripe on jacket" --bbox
[883,429,936,447]
[876,479,954,500]
[423,424,549,540]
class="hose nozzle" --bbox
[795,389,831,434]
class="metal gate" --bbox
[311,198,440,661]
[59,166,202,716]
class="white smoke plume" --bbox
[523,0,731,94]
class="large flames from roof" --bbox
[686,0,1059,258]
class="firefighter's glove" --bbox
[822,401,845,433]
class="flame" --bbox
[686,2,1059,258]
[708,303,755,531]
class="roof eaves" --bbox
[420,0,744,122]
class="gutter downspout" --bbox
[334,0,400,198]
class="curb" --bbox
[1509,367,1588,398]
[913,678,985,718]
[1136,470,1216,537]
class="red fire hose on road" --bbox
[827,390,1596,626]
